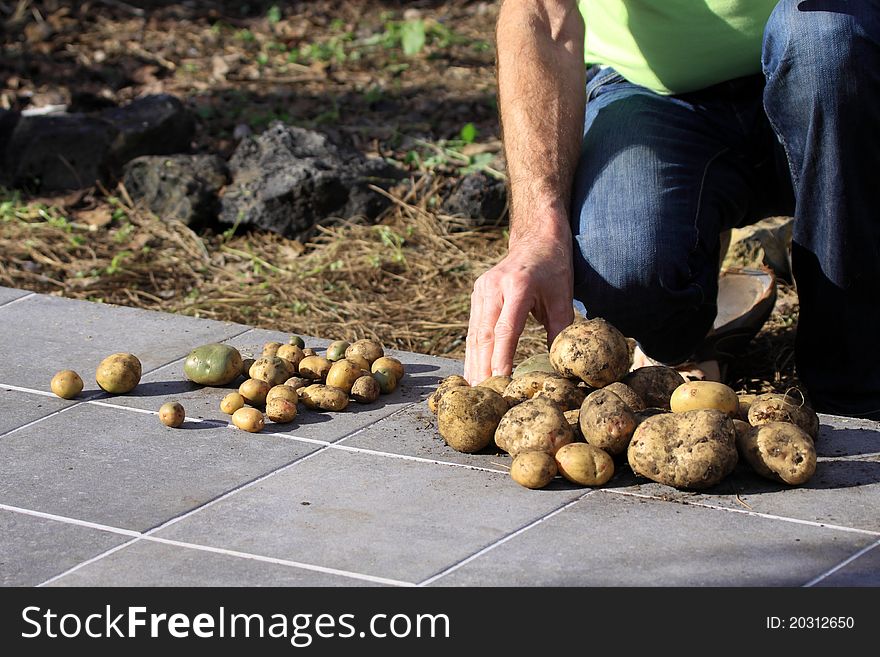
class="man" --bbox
[464,0,880,420]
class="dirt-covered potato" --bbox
[220,392,245,415]
[494,397,574,457]
[325,359,364,393]
[283,376,310,391]
[249,356,291,386]
[564,409,582,440]
[478,375,513,396]
[627,409,738,489]
[158,401,185,428]
[427,375,469,414]
[670,381,739,417]
[438,386,509,453]
[737,393,756,421]
[502,371,556,405]
[298,355,332,381]
[736,421,817,485]
[372,368,398,394]
[262,341,283,357]
[603,381,645,412]
[621,366,685,410]
[183,343,243,386]
[50,369,83,399]
[325,340,350,362]
[299,384,349,411]
[579,388,638,456]
[371,356,404,382]
[351,375,380,403]
[555,442,615,486]
[266,384,299,405]
[240,357,255,378]
[232,407,265,432]
[512,352,555,379]
[345,339,384,365]
[302,348,317,357]
[239,378,271,406]
[95,352,142,394]
[549,318,631,387]
[266,397,298,423]
[532,376,587,411]
[276,344,304,370]
[748,393,820,440]
[510,451,558,489]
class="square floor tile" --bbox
[0,286,32,306]
[813,541,880,586]
[0,387,73,436]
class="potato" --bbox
[276,344,304,370]
[346,353,370,371]
[372,368,398,394]
[736,421,817,485]
[621,366,685,410]
[239,378,271,406]
[351,375,380,403]
[232,407,264,432]
[289,335,306,349]
[511,352,555,379]
[299,384,349,411]
[345,339,384,365]
[555,442,615,486]
[240,357,255,378]
[564,409,582,440]
[427,375,469,414]
[283,376,310,391]
[95,352,142,394]
[262,341,283,357]
[627,409,738,489]
[249,356,291,386]
[747,393,820,440]
[494,397,574,457]
[183,343,243,386]
[603,381,645,412]
[326,340,351,362]
[266,397,298,423]
[50,369,83,399]
[532,376,587,411]
[548,318,631,387]
[510,451,558,489]
[325,359,364,393]
[578,388,638,456]
[502,371,564,406]
[220,392,245,415]
[477,375,512,396]
[266,384,299,405]
[438,386,509,453]
[371,356,405,382]
[302,348,317,357]
[298,355,332,381]
[737,393,756,421]
[158,401,185,427]
[670,381,739,417]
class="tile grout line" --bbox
[0,292,36,309]
[417,489,599,587]
[328,442,507,474]
[802,537,880,587]
[0,387,106,440]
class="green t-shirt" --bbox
[579,1,778,94]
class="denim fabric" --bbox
[570,0,880,418]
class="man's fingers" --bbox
[490,295,529,377]
[464,285,485,384]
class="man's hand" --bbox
[464,231,574,385]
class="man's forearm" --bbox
[496,0,586,244]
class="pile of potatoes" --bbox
[429,318,820,491]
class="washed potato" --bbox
[95,352,142,394]
[427,375,469,414]
[579,388,638,456]
[289,335,306,349]
[603,381,645,412]
[494,397,574,457]
[220,392,245,415]
[512,352,555,379]
[158,401,185,428]
[371,356,404,382]
[325,359,363,393]
[239,378,271,406]
[670,381,739,417]
[510,451,558,489]
[736,421,817,485]
[345,339,384,365]
[298,355,332,381]
[266,384,299,405]
[299,384,349,411]
[621,366,685,410]
[748,392,820,440]
[372,368,398,394]
[262,341,283,357]
[438,386,509,453]
[50,369,83,399]
[549,318,631,387]
[351,375,380,403]
[555,443,615,486]
[477,375,512,396]
[627,409,738,489]
[266,397,298,423]
[232,407,264,432]
[249,356,291,386]
[183,343,243,386]
[276,344,304,370]
[326,340,350,362]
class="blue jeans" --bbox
[570,0,880,419]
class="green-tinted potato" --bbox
[183,343,244,386]
[326,340,351,362]
[289,335,306,348]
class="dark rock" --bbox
[123,154,229,228]
[0,109,20,162]
[444,172,508,226]
[219,122,405,239]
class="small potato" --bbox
[95,353,142,394]
[220,392,245,415]
[326,340,350,362]
[579,388,638,456]
[371,356,404,382]
[748,393,819,440]
[494,397,574,457]
[283,376,310,391]
[477,375,512,396]
[266,384,299,405]
[50,369,83,399]
[249,356,291,386]
[302,348,317,357]
[240,358,256,378]
[603,382,645,412]
[276,344,304,370]
[299,384,349,411]
[232,407,265,432]
[345,339,384,365]
[549,318,631,387]
[438,386,509,453]
[510,451,558,489]
[298,355,332,381]
[289,335,306,349]
[262,341,283,357]
[351,375,380,403]
[427,375,470,414]
[266,397,298,423]
[621,366,686,410]
[239,378,271,407]
[670,381,739,417]
[325,359,364,393]
[564,409,582,440]
[372,368,398,394]
[158,401,185,428]
[555,442,615,486]
[736,421,817,485]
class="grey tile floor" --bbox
[1,287,878,587]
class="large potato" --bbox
[298,355,332,381]
[427,375,469,414]
[437,387,508,453]
[299,384,349,411]
[249,356,291,386]
[548,318,631,387]
[533,376,587,412]
[748,393,820,440]
[325,359,364,393]
[555,443,615,486]
[621,366,685,410]
[579,388,637,456]
[627,409,738,489]
[95,353,142,394]
[183,343,243,386]
[345,339,384,365]
[510,451,558,489]
[494,397,573,457]
[670,381,739,417]
[736,422,816,485]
